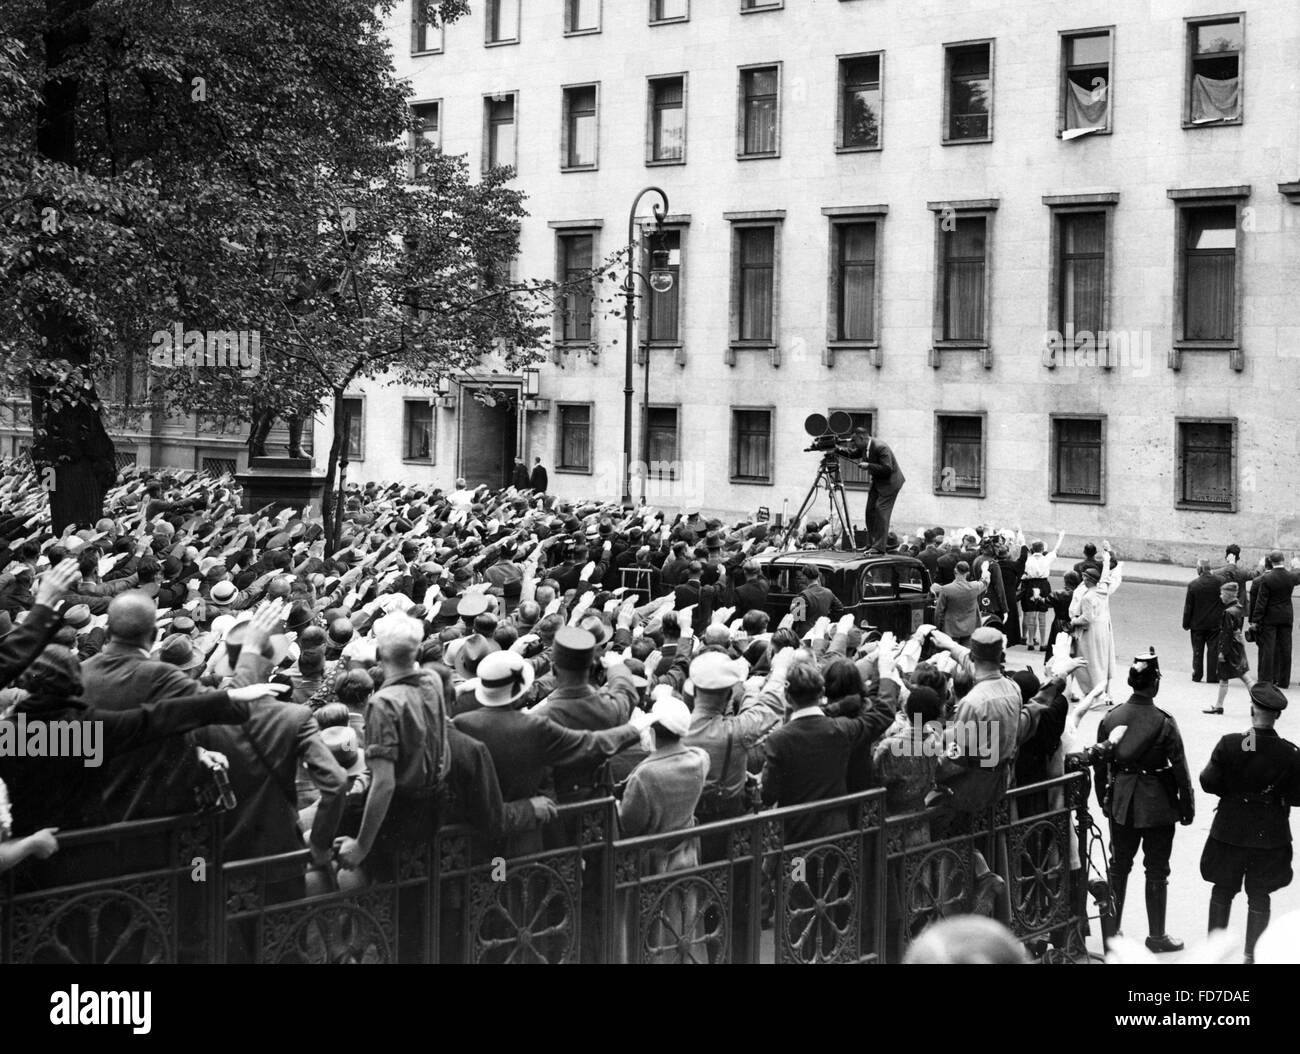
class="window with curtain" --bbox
[937,415,983,494]
[732,409,772,482]
[650,77,685,162]
[487,0,519,42]
[741,67,779,156]
[1062,31,1111,137]
[566,0,599,32]
[564,85,598,167]
[558,233,594,341]
[1058,211,1105,341]
[410,103,440,177]
[485,94,516,170]
[647,230,681,342]
[1052,417,1103,500]
[1183,206,1236,342]
[942,216,986,341]
[412,1,444,53]
[558,405,592,471]
[836,410,874,487]
[736,226,775,342]
[835,221,877,341]
[403,402,434,461]
[946,43,991,141]
[342,397,364,460]
[1178,420,1233,507]
[651,0,688,22]
[1188,18,1242,124]
[839,55,881,149]
[646,407,679,479]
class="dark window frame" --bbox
[642,404,681,481]
[1168,188,1248,368]
[485,0,520,45]
[933,411,987,498]
[565,0,602,36]
[1183,13,1245,129]
[837,51,883,152]
[928,201,998,366]
[1175,417,1237,512]
[737,62,782,159]
[561,82,600,171]
[402,399,436,463]
[554,228,599,346]
[483,91,518,173]
[730,406,776,485]
[411,1,445,55]
[1044,197,1117,367]
[1058,27,1115,137]
[650,0,689,24]
[943,39,994,145]
[1049,413,1106,504]
[646,73,687,166]
[556,402,595,474]
[830,408,876,489]
[341,395,366,461]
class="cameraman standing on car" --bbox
[840,427,905,554]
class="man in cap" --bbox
[1207,579,1253,715]
[1200,681,1300,962]
[1095,649,1195,953]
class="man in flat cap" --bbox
[1199,681,1300,962]
[1095,649,1195,953]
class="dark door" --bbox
[459,387,518,489]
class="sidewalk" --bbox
[1049,556,1193,588]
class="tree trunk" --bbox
[320,390,346,550]
[32,0,116,532]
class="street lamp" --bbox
[622,186,671,509]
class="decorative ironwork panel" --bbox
[260,891,394,964]
[637,872,730,964]
[470,858,578,964]
[1007,816,1069,934]
[902,844,972,946]
[12,884,173,964]
[777,841,859,964]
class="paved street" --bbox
[1002,580,1300,959]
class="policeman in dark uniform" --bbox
[1199,681,1300,962]
[1095,650,1195,953]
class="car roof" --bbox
[762,550,926,572]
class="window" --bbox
[403,401,434,461]
[646,229,682,343]
[1176,419,1236,510]
[114,451,137,473]
[565,0,600,34]
[741,0,782,10]
[557,232,595,342]
[940,215,987,342]
[1186,16,1243,126]
[341,397,365,460]
[731,408,773,483]
[562,84,599,169]
[651,0,688,23]
[833,410,874,488]
[944,41,992,143]
[1056,211,1106,342]
[1060,30,1112,137]
[934,414,985,496]
[1050,415,1104,503]
[1181,205,1237,342]
[738,65,780,158]
[645,406,679,480]
[838,54,881,150]
[201,456,236,477]
[833,221,878,342]
[648,76,685,163]
[410,102,440,178]
[557,404,593,472]
[411,0,444,54]
[736,226,775,342]
[486,0,519,44]
[484,93,517,171]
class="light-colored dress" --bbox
[1069,559,1122,695]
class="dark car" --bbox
[759,550,935,638]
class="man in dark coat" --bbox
[1249,551,1300,689]
[733,560,770,615]
[1095,651,1195,953]
[528,457,548,494]
[511,457,530,490]
[843,427,905,555]
[1199,681,1300,962]
[789,565,843,638]
[1183,559,1225,682]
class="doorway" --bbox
[458,385,519,489]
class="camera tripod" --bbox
[780,451,856,550]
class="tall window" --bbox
[1051,416,1104,502]
[645,406,679,480]
[1061,30,1112,136]
[935,414,985,496]
[557,404,592,472]
[648,76,685,163]
[651,0,688,23]
[834,221,878,341]
[486,0,519,44]
[739,66,780,157]
[1177,419,1235,509]
[1181,205,1236,342]
[410,102,440,178]
[838,54,881,150]
[1057,212,1105,340]
[647,229,682,343]
[403,401,434,461]
[562,85,599,169]
[735,226,776,342]
[1186,16,1243,125]
[945,42,992,142]
[834,410,874,488]
[557,233,594,342]
[731,409,773,483]
[941,216,987,342]
[411,1,444,54]
[342,397,364,460]
[484,93,516,171]
[565,0,600,33]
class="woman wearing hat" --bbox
[1068,546,1122,695]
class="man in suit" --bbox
[1250,551,1300,689]
[528,457,549,494]
[761,659,894,842]
[511,457,530,490]
[673,561,717,635]
[842,426,904,554]
[789,565,843,638]
[1199,681,1300,963]
[734,559,770,615]
[1183,559,1226,682]
[933,561,990,644]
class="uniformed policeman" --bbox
[1095,650,1195,953]
[1199,681,1300,963]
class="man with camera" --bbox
[840,426,904,554]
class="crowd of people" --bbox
[0,460,1296,964]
